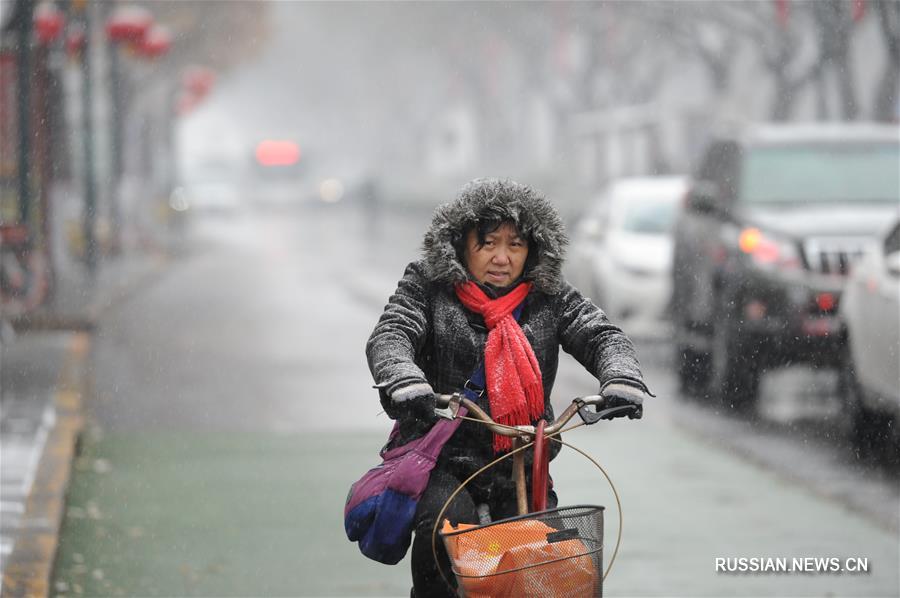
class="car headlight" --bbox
[738,227,801,271]
[319,178,345,203]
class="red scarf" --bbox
[455,281,544,453]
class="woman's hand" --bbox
[598,382,646,419]
[390,383,438,423]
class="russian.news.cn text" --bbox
[715,557,870,574]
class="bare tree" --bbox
[702,2,819,121]
[151,1,271,75]
[631,2,740,102]
[811,0,860,120]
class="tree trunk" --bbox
[813,0,859,121]
[873,64,899,121]
[815,69,829,120]
[836,51,860,120]
[770,74,795,121]
[873,0,900,122]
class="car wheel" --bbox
[708,315,759,412]
[674,321,710,394]
[852,402,884,460]
[844,364,894,460]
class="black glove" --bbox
[390,383,437,423]
[598,383,646,420]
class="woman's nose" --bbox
[492,249,510,264]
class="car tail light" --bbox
[738,227,801,271]
[816,292,836,312]
[744,300,767,321]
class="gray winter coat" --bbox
[366,179,648,483]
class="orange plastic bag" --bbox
[441,519,598,597]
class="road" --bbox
[52,201,899,597]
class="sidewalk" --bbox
[0,249,167,596]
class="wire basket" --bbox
[440,505,604,598]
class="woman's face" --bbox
[463,222,529,287]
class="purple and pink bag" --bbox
[347,304,522,564]
[343,407,467,564]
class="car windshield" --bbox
[616,198,679,234]
[740,144,900,204]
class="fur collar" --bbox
[421,178,568,295]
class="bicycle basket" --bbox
[440,505,604,598]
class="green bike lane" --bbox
[53,392,898,597]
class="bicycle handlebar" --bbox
[433,393,637,440]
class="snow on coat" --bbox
[366,178,648,479]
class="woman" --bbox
[366,178,651,597]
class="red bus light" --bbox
[255,140,301,166]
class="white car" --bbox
[841,218,900,455]
[568,176,688,330]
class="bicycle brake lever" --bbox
[434,406,455,420]
[435,393,462,420]
[577,403,638,425]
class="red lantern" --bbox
[34,1,65,45]
[65,23,86,58]
[138,24,172,58]
[105,5,153,43]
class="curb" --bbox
[1,333,89,598]
[1,254,169,596]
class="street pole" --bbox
[78,0,97,273]
[107,5,123,254]
[15,0,34,228]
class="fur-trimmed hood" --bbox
[421,178,568,294]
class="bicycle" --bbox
[430,392,638,597]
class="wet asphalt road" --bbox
[53,202,898,597]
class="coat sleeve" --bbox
[552,281,650,393]
[366,261,433,400]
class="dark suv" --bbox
[671,123,900,408]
